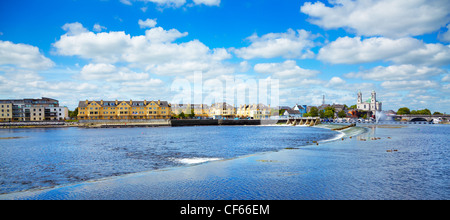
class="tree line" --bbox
[397,107,443,115]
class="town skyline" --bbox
[1,0,449,112]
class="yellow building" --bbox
[236,104,271,119]
[171,104,210,118]
[77,100,171,120]
[209,102,235,119]
[0,103,13,122]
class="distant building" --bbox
[357,90,382,116]
[172,104,210,118]
[293,104,307,116]
[284,109,302,118]
[209,102,235,119]
[236,104,271,119]
[0,97,67,121]
[77,100,171,120]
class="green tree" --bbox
[69,108,78,118]
[324,106,335,113]
[397,107,410,115]
[350,104,357,109]
[324,110,334,118]
[433,111,443,115]
[189,109,196,118]
[309,107,319,117]
[416,109,431,115]
[338,110,347,118]
[319,111,325,118]
[178,112,186,119]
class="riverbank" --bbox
[1,124,448,200]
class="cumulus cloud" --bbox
[132,0,220,8]
[439,24,450,42]
[318,36,450,66]
[233,29,315,59]
[193,0,221,6]
[254,60,319,78]
[137,0,187,8]
[79,63,150,82]
[0,40,55,70]
[301,0,450,38]
[381,80,440,91]
[345,65,446,81]
[53,22,232,77]
[62,22,89,36]
[93,23,107,32]
[138,18,157,29]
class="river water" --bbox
[0,124,448,200]
[0,126,336,194]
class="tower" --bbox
[371,90,376,104]
[357,91,362,104]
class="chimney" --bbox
[100,100,104,106]
[130,99,133,105]
[144,100,147,105]
[115,100,118,105]
[85,100,89,105]
[158,100,161,105]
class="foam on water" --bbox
[173,157,223,165]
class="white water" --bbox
[173,157,223,165]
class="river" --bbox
[0,124,448,200]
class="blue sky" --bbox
[1,0,449,113]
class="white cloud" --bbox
[326,76,346,87]
[345,65,446,81]
[0,40,55,70]
[138,18,157,29]
[53,30,131,63]
[233,29,315,59]
[301,0,450,38]
[93,23,107,32]
[62,22,89,36]
[79,63,150,82]
[143,26,187,43]
[138,0,187,8]
[254,60,319,78]
[318,36,420,64]
[53,22,232,77]
[120,0,133,5]
[439,24,450,43]
[442,74,450,82]
[381,80,440,91]
[193,0,220,6]
[390,43,450,66]
[135,0,220,8]
[318,36,450,66]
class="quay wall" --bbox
[171,119,268,127]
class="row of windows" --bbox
[80,111,167,115]
[81,107,166,110]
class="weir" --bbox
[286,117,321,126]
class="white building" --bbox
[357,90,382,116]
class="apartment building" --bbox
[0,97,68,121]
[77,100,171,120]
[0,103,13,122]
[209,102,235,119]
[171,104,210,118]
[236,104,271,119]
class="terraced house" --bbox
[77,100,171,120]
